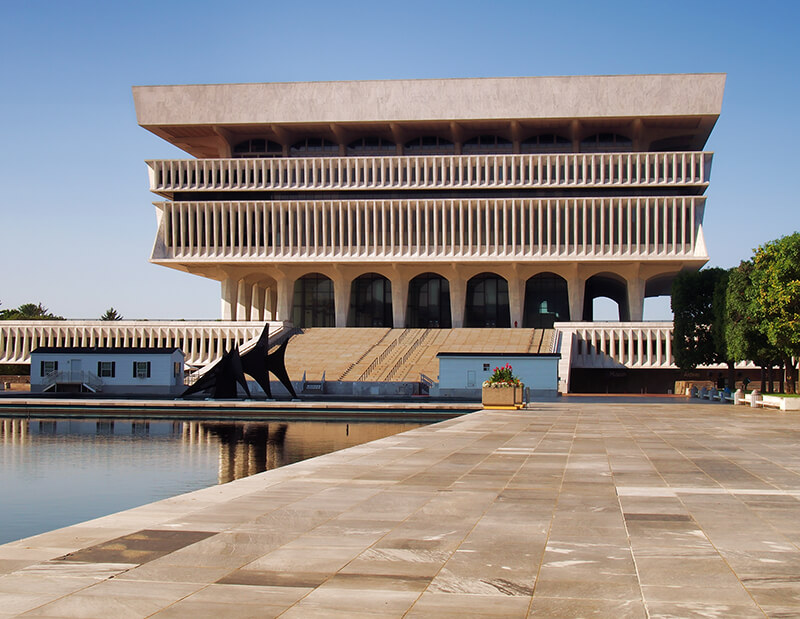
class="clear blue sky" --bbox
[1,0,797,320]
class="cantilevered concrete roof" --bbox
[133,74,725,157]
[134,74,725,126]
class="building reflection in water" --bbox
[183,420,427,484]
[1,416,425,486]
[183,422,289,484]
[0,418,29,445]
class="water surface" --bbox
[0,415,424,545]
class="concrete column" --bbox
[449,277,466,328]
[236,280,252,322]
[266,286,277,321]
[276,277,293,323]
[334,277,351,328]
[568,276,585,322]
[390,276,408,328]
[252,286,266,322]
[627,278,645,322]
[220,278,237,320]
[507,276,524,328]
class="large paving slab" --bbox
[2,401,800,617]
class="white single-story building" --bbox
[30,347,185,395]
[436,352,560,399]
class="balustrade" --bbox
[147,151,711,193]
[0,321,281,366]
[155,196,705,262]
[557,322,675,369]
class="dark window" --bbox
[232,139,282,158]
[348,273,393,327]
[580,133,632,153]
[40,360,58,376]
[523,273,570,328]
[650,135,695,151]
[347,137,396,156]
[521,134,571,153]
[404,136,454,155]
[133,361,151,379]
[462,135,512,154]
[406,273,452,328]
[290,138,339,157]
[465,273,510,328]
[292,273,335,327]
[97,361,115,378]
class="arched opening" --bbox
[643,274,675,321]
[465,273,510,328]
[580,133,632,153]
[348,274,392,327]
[232,139,283,158]
[290,138,339,157]
[583,274,629,321]
[407,273,451,328]
[462,135,512,154]
[292,273,334,327]
[347,137,396,156]
[523,273,570,328]
[520,134,571,153]
[404,136,454,155]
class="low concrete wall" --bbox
[246,380,422,398]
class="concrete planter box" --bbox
[482,385,522,409]
[762,395,800,411]
[743,393,800,411]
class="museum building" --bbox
[133,74,723,332]
[0,74,727,394]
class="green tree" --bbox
[100,307,123,321]
[725,261,781,391]
[750,233,800,393]
[671,268,729,372]
[710,269,737,387]
[0,302,63,320]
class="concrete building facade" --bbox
[0,74,727,393]
[133,74,725,332]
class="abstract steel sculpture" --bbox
[182,325,297,399]
[182,344,251,399]
[240,325,298,399]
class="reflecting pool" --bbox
[0,416,425,545]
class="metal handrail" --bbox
[43,370,103,391]
[385,330,432,381]
[358,329,411,381]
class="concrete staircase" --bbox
[279,328,555,384]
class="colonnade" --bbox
[219,263,677,328]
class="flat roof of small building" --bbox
[437,352,561,358]
[31,347,183,355]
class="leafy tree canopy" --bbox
[750,232,800,360]
[725,261,780,366]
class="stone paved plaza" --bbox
[2,400,800,617]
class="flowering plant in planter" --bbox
[482,363,521,388]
